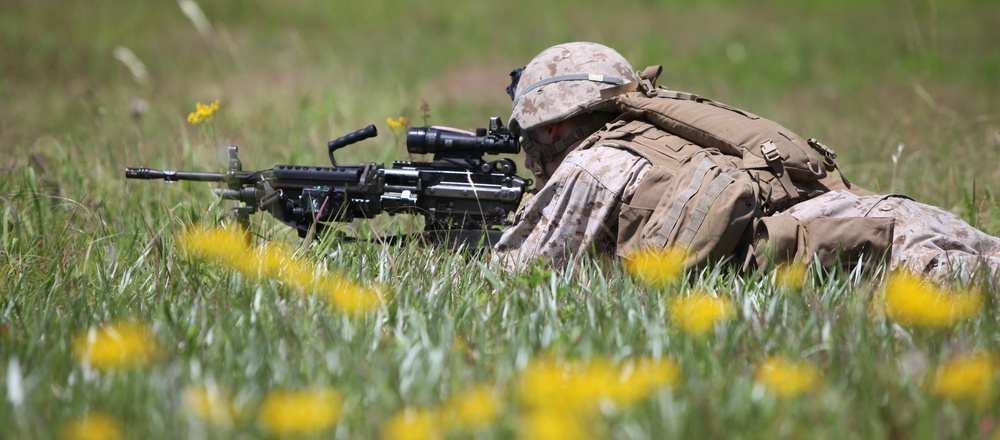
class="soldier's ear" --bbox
[544,124,555,138]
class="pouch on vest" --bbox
[750,215,894,271]
[618,151,757,270]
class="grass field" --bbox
[2,0,1000,438]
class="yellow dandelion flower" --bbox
[381,408,443,440]
[930,353,996,406]
[519,357,678,413]
[517,357,678,440]
[176,224,382,314]
[519,359,609,413]
[317,278,381,314]
[755,357,821,398]
[184,385,240,428]
[252,242,305,281]
[177,224,252,266]
[257,387,342,436]
[775,262,808,291]
[60,412,121,440]
[883,271,982,329]
[439,385,500,430]
[670,292,734,336]
[381,385,497,439]
[623,247,688,288]
[72,321,157,370]
[521,411,591,440]
[386,116,409,130]
[187,99,220,125]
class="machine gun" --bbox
[125,117,530,246]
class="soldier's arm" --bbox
[492,147,648,270]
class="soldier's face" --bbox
[523,121,582,187]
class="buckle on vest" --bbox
[761,140,781,163]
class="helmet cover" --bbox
[509,42,637,132]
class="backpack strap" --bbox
[655,90,700,101]
[649,154,717,248]
[680,171,737,246]
[600,65,663,99]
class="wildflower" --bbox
[184,385,240,428]
[439,385,500,430]
[72,321,157,370]
[670,291,734,336]
[517,357,677,440]
[775,262,808,290]
[177,224,383,314]
[386,116,409,130]
[882,271,982,329]
[257,387,342,436]
[521,411,591,440]
[930,353,996,406]
[381,408,443,440]
[623,246,688,288]
[755,357,821,398]
[519,357,678,413]
[381,385,498,439]
[60,412,122,440]
[519,359,613,414]
[187,99,220,125]
[177,224,253,270]
[321,279,384,315]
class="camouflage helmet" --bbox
[509,42,637,132]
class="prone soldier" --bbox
[492,42,1000,281]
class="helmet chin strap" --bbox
[520,126,590,183]
[518,114,611,183]
[519,126,588,163]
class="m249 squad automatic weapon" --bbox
[125,117,530,245]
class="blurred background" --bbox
[2,2,1000,437]
[2,0,999,230]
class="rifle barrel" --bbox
[124,167,226,182]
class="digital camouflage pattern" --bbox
[492,146,650,270]
[509,42,637,132]
[495,145,1000,280]
[498,42,1000,281]
[779,190,1000,279]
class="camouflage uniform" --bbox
[778,190,1000,279]
[495,41,1000,279]
[495,151,1000,279]
[493,146,650,270]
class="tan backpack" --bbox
[605,66,870,214]
[596,66,889,271]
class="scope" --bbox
[406,117,519,156]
